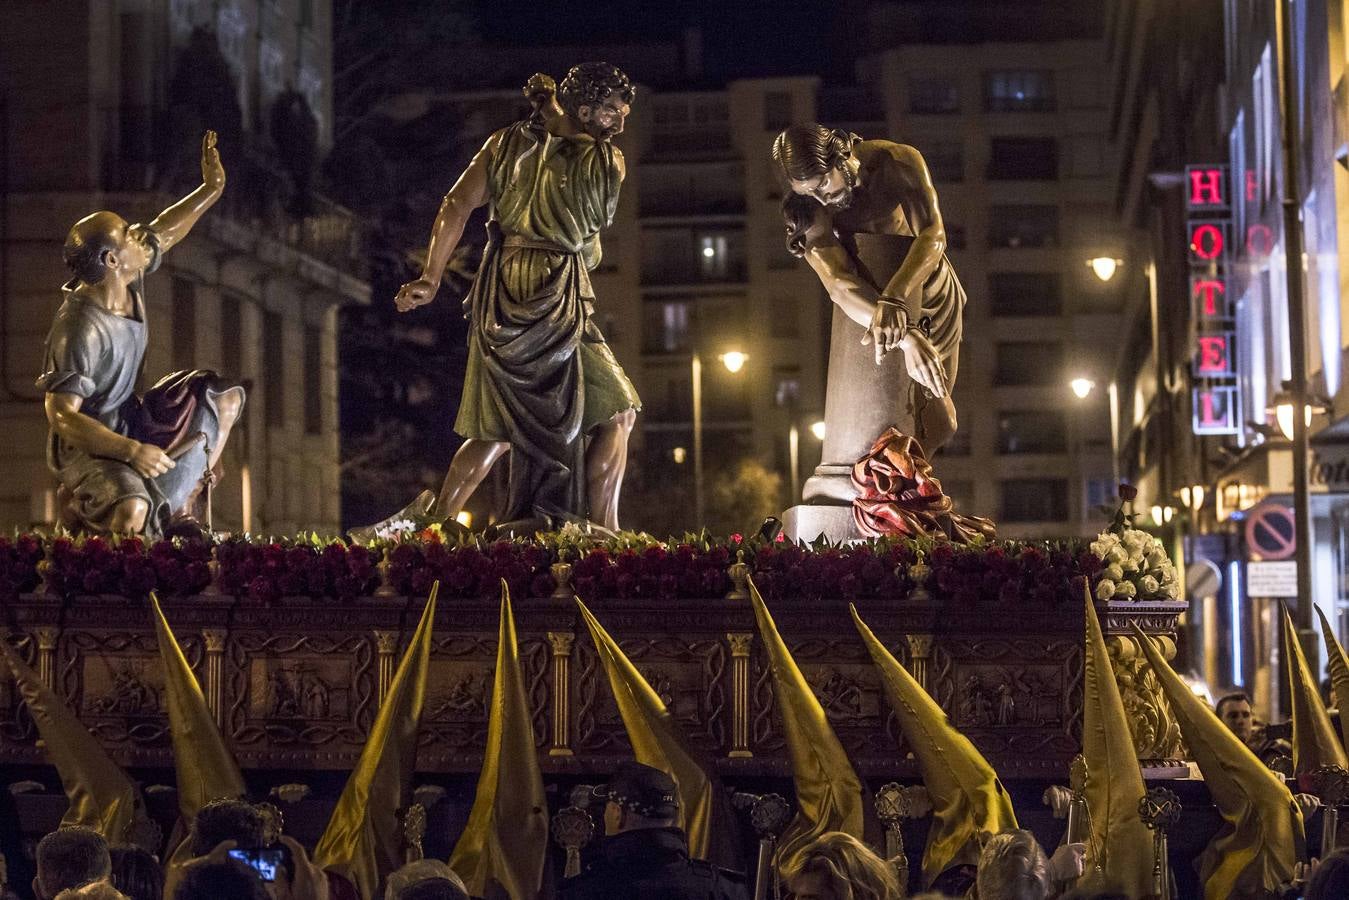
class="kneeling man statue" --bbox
[37,131,245,539]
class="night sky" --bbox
[469,0,860,82]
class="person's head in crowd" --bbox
[34,827,112,900]
[384,860,468,900]
[108,846,161,900]
[1307,848,1349,900]
[782,832,900,900]
[396,878,469,900]
[53,884,128,900]
[190,800,264,857]
[171,858,267,900]
[599,762,680,836]
[1215,692,1255,743]
[975,830,1051,900]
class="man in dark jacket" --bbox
[560,762,748,900]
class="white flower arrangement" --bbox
[1090,528,1179,602]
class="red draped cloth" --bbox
[850,427,996,542]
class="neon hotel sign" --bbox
[1187,164,1241,435]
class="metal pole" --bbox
[1108,381,1121,486]
[788,423,800,504]
[1146,262,1169,506]
[1275,0,1316,652]
[693,352,704,526]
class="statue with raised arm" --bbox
[371,64,640,535]
[37,131,245,539]
[772,124,976,541]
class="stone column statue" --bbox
[771,125,968,542]
[37,131,245,539]
[365,64,641,537]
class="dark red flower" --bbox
[1118,483,1138,502]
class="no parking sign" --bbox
[1245,503,1296,561]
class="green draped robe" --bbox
[454,120,640,522]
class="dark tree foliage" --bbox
[327,3,490,528]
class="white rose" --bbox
[1105,564,1125,582]
[1140,575,1160,595]
[1146,550,1168,570]
[1116,580,1137,598]
[1163,581,1179,599]
[1108,546,1128,564]
[1122,558,1140,575]
[1095,580,1116,600]
[1123,530,1146,551]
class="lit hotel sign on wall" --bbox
[1186,164,1240,435]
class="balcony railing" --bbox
[638,192,747,218]
[640,259,748,286]
[98,107,367,279]
[643,127,737,162]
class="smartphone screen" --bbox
[228,847,282,882]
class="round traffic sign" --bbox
[1245,504,1296,561]
[1186,559,1222,599]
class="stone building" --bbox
[0,0,368,536]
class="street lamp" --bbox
[1269,389,1329,441]
[810,420,826,440]
[693,350,747,526]
[1070,377,1096,400]
[719,350,748,374]
[1087,257,1124,282]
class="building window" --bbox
[1000,478,1069,522]
[303,326,322,435]
[644,300,692,353]
[692,98,729,124]
[594,235,619,274]
[909,75,959,114]
[987,137,1059,180]
[264,311,285,427]
[988,206,1059,248]
[984,70,1056,112]
[653,99,688,126]
[642,228,746,285]
[1085,477,1115,513]
[935,426,971,456]
[924,141,964,183]
[764,91,793,130]
[172,278,197,371]
[997,410,1067,454]
[943,478,975,512]
[700,234,730,279]
[774,368,802,407]
[994,342,1063,385]
[988,273,1063,316]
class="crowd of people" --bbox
[6,758,1349,900]
[3,584,1347,900]
[9,793,1349,900]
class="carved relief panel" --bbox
[574,637,727,756]
[62,630,183,749]
[225,633,374,765]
